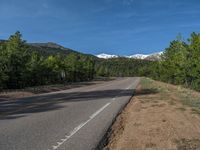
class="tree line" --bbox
[151,33,200,90]
[0,32,95,89]
[95,57,154,77]
[1,31,200,91]
[95,32,200,91]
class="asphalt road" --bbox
[0,77,140,150]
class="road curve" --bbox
[0,77,140,150]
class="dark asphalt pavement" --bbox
[0,77,140,150]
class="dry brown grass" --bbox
[104,78,200,150]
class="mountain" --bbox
[0,40,76,55]
[29,42,70,50]
[145,51,163,61]
[96,52,163,61]
[1,39,162,61]
[96,53,118,59]
[28,42,80,56]
[0,40,96,58]
[28,42,97,59]
[126,54,149,59]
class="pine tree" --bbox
[5,31,30,88]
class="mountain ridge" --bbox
[1,39,162,61]
[0,40,96,58]
[96,52,163,60]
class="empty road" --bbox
[0,77,140,150]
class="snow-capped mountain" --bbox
[96,52,163,60]
[127,54,149,59]
[96,53,118,59]
[145,51,163,60]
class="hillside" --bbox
[28,42,79,56]
[29,42,98,59]
[0,40,96,59]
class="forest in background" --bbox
[0,32,200,91]
[0,32,95,89]
[96,33,200,91]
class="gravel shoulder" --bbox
[104,78,200,150]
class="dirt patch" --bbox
[104,78,200,150]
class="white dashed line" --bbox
[126,80,137,89]
[112,97,116,101]
[49,102,111,150]
[48,80,138,150]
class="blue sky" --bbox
[0,0,200,55]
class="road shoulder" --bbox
[103,78,200,150]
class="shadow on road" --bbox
[0,78,115,98]
[0,88,135,120]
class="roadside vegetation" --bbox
[0,32,95,89]
[97,33,200,91]
[140,78,200,114]
[1,31,200,92]
[104,78,200,150]
[152,33,200,91]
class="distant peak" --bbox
[96,51,163,60]
[29,42,65,49]
[96,53,118,59]
[127,54,149,59]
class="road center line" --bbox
[126,80,137,89]
[112,97,116,101]
[112,80,136,101]
[49,102,111,150]
[49,79,138,150]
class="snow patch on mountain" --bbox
[96,52,163,60]
[96,53,118,59]
[127,54,149,59]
